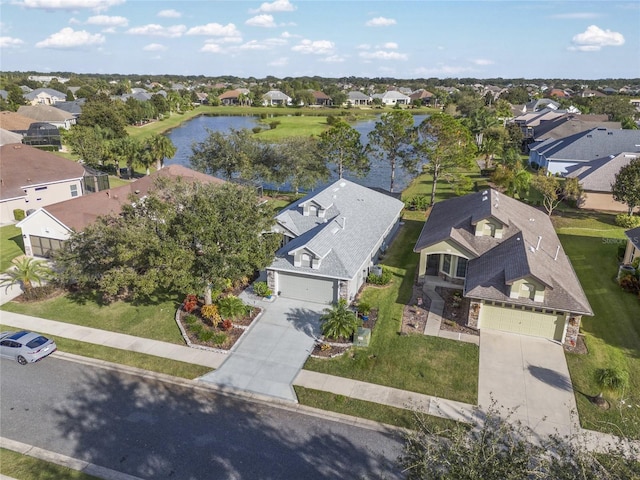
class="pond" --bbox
[165,113,429,193]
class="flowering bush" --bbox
[201,304,222,327]
[221,319,233,331]
[183,294,198,313]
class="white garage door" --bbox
[479,305,565,341]
[277,272,337,304]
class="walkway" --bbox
[198,295,324,402]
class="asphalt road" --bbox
[0,355,405,480]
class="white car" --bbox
[0,330,57,365]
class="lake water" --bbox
[165,113,428,192]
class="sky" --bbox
[1,0,639,80]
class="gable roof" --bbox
[414,189,592,315]
[0,111,35,131]
[0,128,23,146]
[39,165,226,232]
[263,90,291,101]
[530,128,640,164]
[626,226,640,250]
[23,88,66,101]
[532,114,620,141]
[347,91,371,101]
[17,105,75,123]
[0,144,85,201]
[270,179,404,280]
[565,152,639,192]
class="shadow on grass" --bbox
[65,288,181,308]
[7,233,25,252]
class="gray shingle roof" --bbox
[626,226,640,250]
[270,179,404,280]
[23,88,66,101]
[414,189,592,315]
[565,152,639,192]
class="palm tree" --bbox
[146,134,177,171]
[0,257,52,294]
[320,299,361,340]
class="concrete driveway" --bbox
[479,330,580,438]
[198,295,325,402]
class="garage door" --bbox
[479,305,565,341]
[277,272,337,304]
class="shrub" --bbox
[201,304,222,327]
[320,299,361,340]
[595,367,629,396]
[268,120,280,130]
[211,332,228,345]
[357,301,371,316]
[198,330,215,342]
[13,209,25,221]
[619,275,640,294]
[183,314,198,325]
[221,319,233,331]
[253,281,272,297]
[405,195,430,211]
[217,295,247,319]
[183,294,198,313]
[252,126,262,134]
[367,266,392,285]
[615,214,640,228]
[20,284,57,302]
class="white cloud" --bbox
[365,17,396,27]
[413,65,473,76]
[186,23,241,37]
[569,25,625,51]
[20,0,124,11]
[143,43,167,51]
[35,27,105,48]
[158,9,182,18]
[321,54,346,63]
[356,44,371,50]
[250,0,296,14]
[472,58,494,66]
[382,42,398,49]
[281,31,300,39]
[269,57,288,67]
[551,12,600,20]
[239,40,269,50]
[246,14,276,28]
[0,36,24,48]
[291,39,334,54]
[218,36,243,44]
[200,43,222,53]
[86,15,128,27]
[359,50,407,61]
[127,24,186,38]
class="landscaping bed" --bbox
[401,284,430,334]
[437,287,478,336]
[311,308,378,358]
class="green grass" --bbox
[1,291,184,344]
[556,212,640,439]
[295,386,461,431]
[255,115,333,140]
[0,448,100,480]
[1,224,25,271]
[304,168,481,404]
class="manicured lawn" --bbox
[1,291,184,344]
[0,224,24,271]
[0,448,100,480]
[555,212,640,439]
[255,115,332,140]
[304,168,482,405]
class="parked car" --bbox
[0,330,57,365]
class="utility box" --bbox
[354,327,371,347]
[371,265,383,277]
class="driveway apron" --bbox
[478,330,579,438]
[198,296,324,402]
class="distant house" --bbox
[17,105,76,130]
[413,189,592,345]
[54,99,85,119]
[409,89,434,105]
[23,88,67,106]
[565,153,640,213]
[623,227,640,266]
[17,165,225,257]
[371,91,411,106]
[0,144,85,224]
[310,91,332,106]
[528,127,640,174]
[262,90,292,106]
[266,179,404,304]
[346,91,371,106]
[0,111,36,134]
[219,88,250,106]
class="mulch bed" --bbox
[401,284,430,334]
[564,334,588,354]
[311,308,378,358]
[437,286,479,336]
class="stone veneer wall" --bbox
[564,314,582,347]
[467,301,481,328]
[267,270,276,294]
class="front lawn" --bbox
[0,224,24,271]
[555,213,640,439]
[1,291,184,344]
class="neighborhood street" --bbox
[0,356,404,480]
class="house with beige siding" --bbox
[623,226,640,266]
[414,189,592,346]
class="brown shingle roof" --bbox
[0,144,85,201]
[0,111,35,131]
[44,165,226,231]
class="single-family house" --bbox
[414,189,592,346]
[17,165,225,257]
[371,91,411,106]
[262,90,292,106]
[266,179,404,304]
[528,127,640,174]
[0,144,85,224]
[409,89,434,105]
[54,99,84,119]
[565,153,640,213]
[310,91,332,106]
[623,226,640,266]
[0,111,36,134]
[23,88,67,106]
[219,88,250,105]
[346,91,371,106]
[17,105,76,130]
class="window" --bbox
[442,254,451,275]
[455,258,468,278]
[70,184,78,197]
